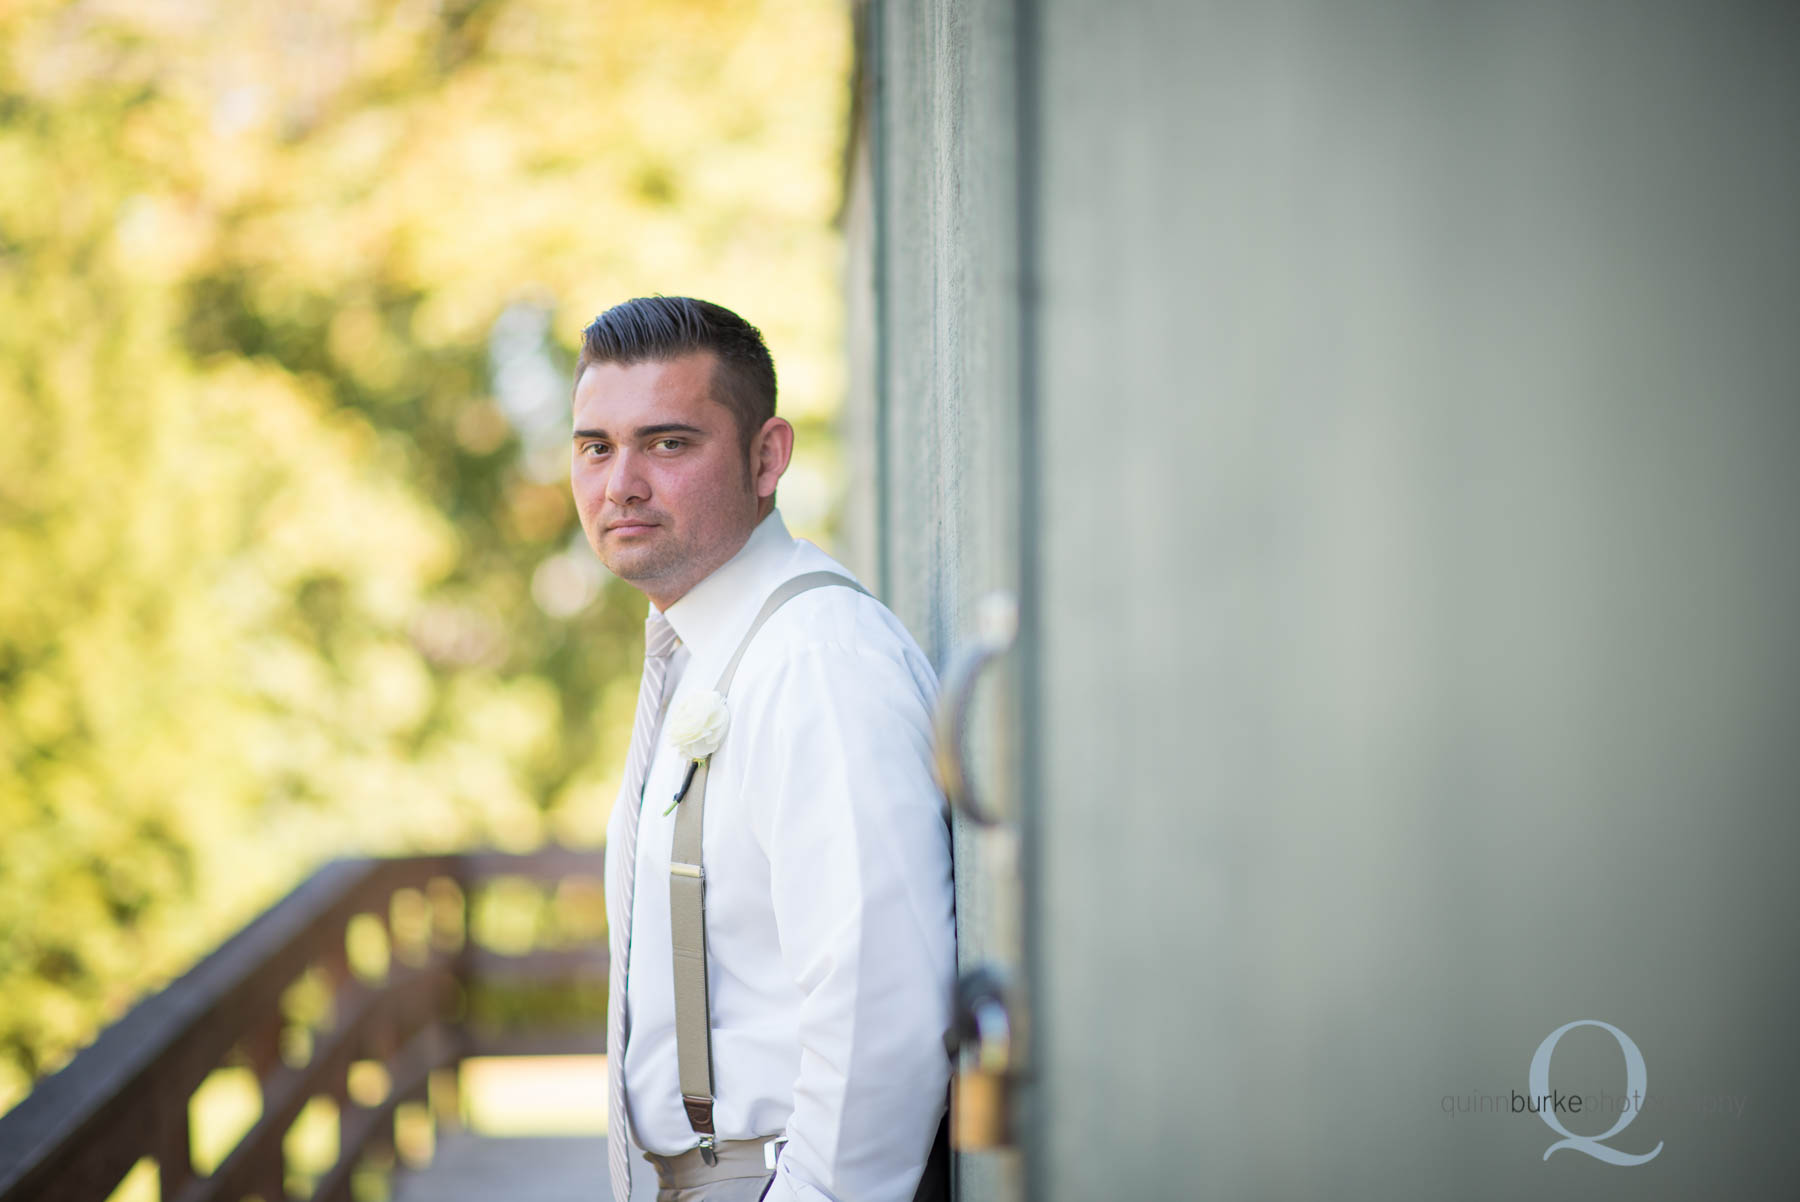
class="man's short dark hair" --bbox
[575,297,777,458]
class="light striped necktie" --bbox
[608,610,681,1202]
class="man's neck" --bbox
[645,510,780,614]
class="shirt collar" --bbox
[657,508,798,673]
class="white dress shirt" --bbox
[605,509,954,1202]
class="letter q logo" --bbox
[1530,1019,1664,1165]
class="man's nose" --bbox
[604,447,649,507]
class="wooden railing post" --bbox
[244,1013,287,1202]
[318,924,356,1196]
[157,1101,194,1200]
[361,912,397,1169]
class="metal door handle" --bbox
[933,591,1018,827]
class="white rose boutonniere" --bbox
[662,690,729,814]
[667,690,729,759]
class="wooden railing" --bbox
[0,846,609,1202]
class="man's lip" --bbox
[606,520,658,531]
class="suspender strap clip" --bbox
[684,1095,717,1164]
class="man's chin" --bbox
[600,546,673,587]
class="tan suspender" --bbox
[666,571,869,1162]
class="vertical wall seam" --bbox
[1012,0,1044,1200]
[868,0,892,602]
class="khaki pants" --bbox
[642,1140,775,1202]
[641,1112,949,1202]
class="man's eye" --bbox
[581,443,609,457]
[655,438,683,451]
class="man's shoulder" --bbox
[735,553,935,691]
[760,571,922,660]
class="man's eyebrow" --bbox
[571,423,706,441]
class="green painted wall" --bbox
[852,3,1800,1199]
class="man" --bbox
[571,297,955,1202]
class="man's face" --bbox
[571,352,771,610]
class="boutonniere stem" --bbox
[664,759,702,816]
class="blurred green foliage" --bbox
[0,0,849,1109]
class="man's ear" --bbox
[751,417,794,500]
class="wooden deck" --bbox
[392,1132,607,1202]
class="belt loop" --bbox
[763,1135,789,1171]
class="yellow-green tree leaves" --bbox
[0,0,848,1108]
